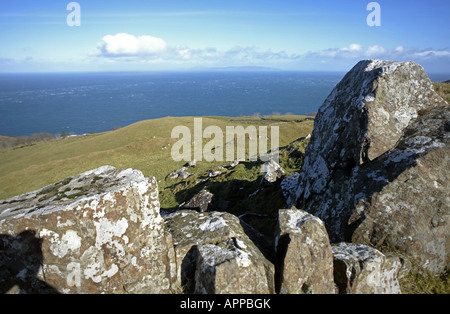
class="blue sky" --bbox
[0,0,449,73]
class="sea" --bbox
[0,71,447,137]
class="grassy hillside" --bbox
[0,116,313,207]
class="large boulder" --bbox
[0,166,177,294]
[163,210,275,294]
[275,208,336,294]
[332,243,402,294]
[293,59,449,274]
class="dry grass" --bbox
[399,265,449,294]
[433,82,450,103]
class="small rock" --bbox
[187,159,197,168]
[229,159,243,169]
[179,171,190,179]
[208,170,222,178]
[332,243,402,294]
[167,167,190,179]
[261,159,285,185]
[179,189,214,213]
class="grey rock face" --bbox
[350,106,450,273]
[293,59,449,274]
[280,173,300,207]
[0,166,177,294]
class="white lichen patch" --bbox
[283,209,324,234]
[235,249,252,268]
[393,106,418,131]
[199,216,227,232]
[40,229,81,258]
[94,217,129,250]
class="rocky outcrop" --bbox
[292,59,449,274]
[2,59,446,294]
[0,166,177,294]
[163,210,275,294]
[350,106,449,274]
[275,208,336,294]
[0,164,406,294]
[332,243,402,294]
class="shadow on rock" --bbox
[0,230,59,294]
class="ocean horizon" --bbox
[0,70,448,137]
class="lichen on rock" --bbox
[0,166,176,294]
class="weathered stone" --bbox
[351,106,450,274]
[0,166,177,294]
[261,159,285,186]
[332,243,402,294]
[187,159,197,168]
[275,208,336,294]
[292,59,449,274]
[167,167,190,179]
[208,170,222,178]
[179,189,214,213]
[229,159,242,169]
[164,210,275,294]
[195,238,272,294]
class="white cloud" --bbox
[93,33,167,58]
[365,45,387,57]
[305,43,450,62]
[91,33,301,65]
[348,43,363,52]
[297,44,450,72]
[89,34,450,72]
[413,50,450,58]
